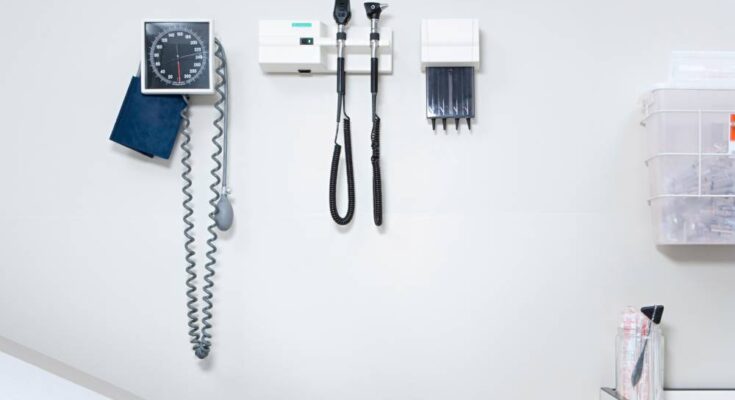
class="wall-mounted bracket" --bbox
[258,20,393,74]
[421,19,480,131]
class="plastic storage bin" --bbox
[642,88,735,244]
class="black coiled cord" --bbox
[371,114,382,226]
[329,117,355,225]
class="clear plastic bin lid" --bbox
[660,51,735,90]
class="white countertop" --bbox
[601,388,735,400]
[0,352,109,400]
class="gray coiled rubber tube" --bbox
[214,39,234,231]
[182,39,229,360]
[181,96,201,354]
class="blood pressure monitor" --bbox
[141,20,214,94]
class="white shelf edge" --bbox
[602,387,735,400]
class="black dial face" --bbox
[144,22,210,90]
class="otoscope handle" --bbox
[337,57,346,94]
[370,58,378,94]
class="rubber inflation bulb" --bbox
[215,194,234,231]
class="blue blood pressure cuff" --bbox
[109,76,186,159]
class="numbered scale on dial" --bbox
[141,20,214,94]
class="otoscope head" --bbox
[364,2,388,19]
[334,0,352,25]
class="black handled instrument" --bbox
[365,2,388,226]
[329,0,355,225]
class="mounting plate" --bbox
[258,20,393,74]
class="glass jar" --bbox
[616,325,664,400]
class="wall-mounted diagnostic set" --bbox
[110,20,233,360]
[107,11,481,359]
[421,19,480,131]
[259,0,392,227]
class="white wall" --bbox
[1,0,735,399]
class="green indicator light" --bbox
[291,22,312,28]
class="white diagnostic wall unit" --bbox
[421,19,480,131]
[258,20,393,74]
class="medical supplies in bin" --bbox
[641,52,735,244]
[642,88,735,244]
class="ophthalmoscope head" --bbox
[364,2,388,20]
[334,0,352,25]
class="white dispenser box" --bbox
[642,52,735,244]
[420,19,480,71]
